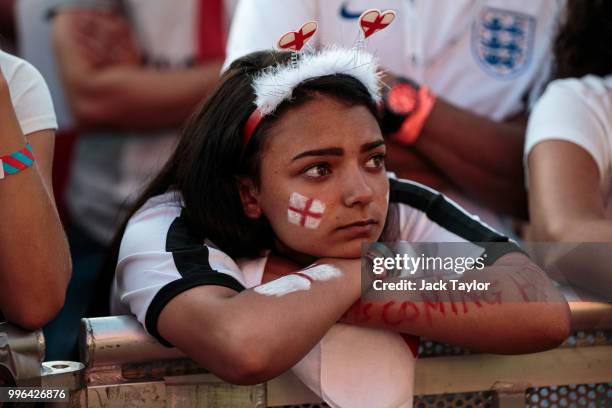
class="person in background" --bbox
[15,0,80,224]
[0,0,16,52]
[45,0,236,359]
[224,0,565,231]
[0,49,71,329]
[525,0,612,296]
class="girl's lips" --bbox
[338,219,378,229]
[337,219,378,237]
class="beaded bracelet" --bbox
[0,144,35,180]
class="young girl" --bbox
[110,48,570,407]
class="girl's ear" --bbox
[237,178,263,219]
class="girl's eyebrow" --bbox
[292,148,343,161]
[291,140,385,162]
[291,147,344,161]
[361,140,385,152]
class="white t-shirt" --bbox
[0,50,58,136]
[525,75,612,217]
[225,0,564,121]
[112,177,518,407]
[53,0,237,244]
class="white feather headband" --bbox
[254,46,382,115]
[243,47,382,145]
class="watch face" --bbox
[387,83,419,116]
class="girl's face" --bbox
[241,95,389,259]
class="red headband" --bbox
[243,108,264,147]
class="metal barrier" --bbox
[1,298,611,407]
[0,322,44,387]
[0,322,85,407]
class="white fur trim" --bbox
[252,47,381,116]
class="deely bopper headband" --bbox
[242,9,396,146]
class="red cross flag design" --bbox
[359,9,396,39]
[278,21,318,52]
[288,192,326,229]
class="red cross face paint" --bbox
[288,192,326,229]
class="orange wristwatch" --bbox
[381,78,436,146]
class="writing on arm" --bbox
[342,253,570,354]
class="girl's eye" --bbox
[304,163,331,178]
[365,154,386,169]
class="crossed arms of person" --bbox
[51,7,222,131]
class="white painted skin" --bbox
[287,192,326,229]
[253,265,342,297]
[301,264,343,282]
[254,274,311,297]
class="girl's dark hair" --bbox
[553,0,612,79]
[91,50,381,315]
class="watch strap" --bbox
[393,86,436,146]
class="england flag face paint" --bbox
[288,192,326,229]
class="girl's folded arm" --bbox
[340,252,571,354]
[157,258,361,385]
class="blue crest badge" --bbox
[471,7,535,78]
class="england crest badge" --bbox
[471,7,535,78]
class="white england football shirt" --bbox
[225,0,564,120]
